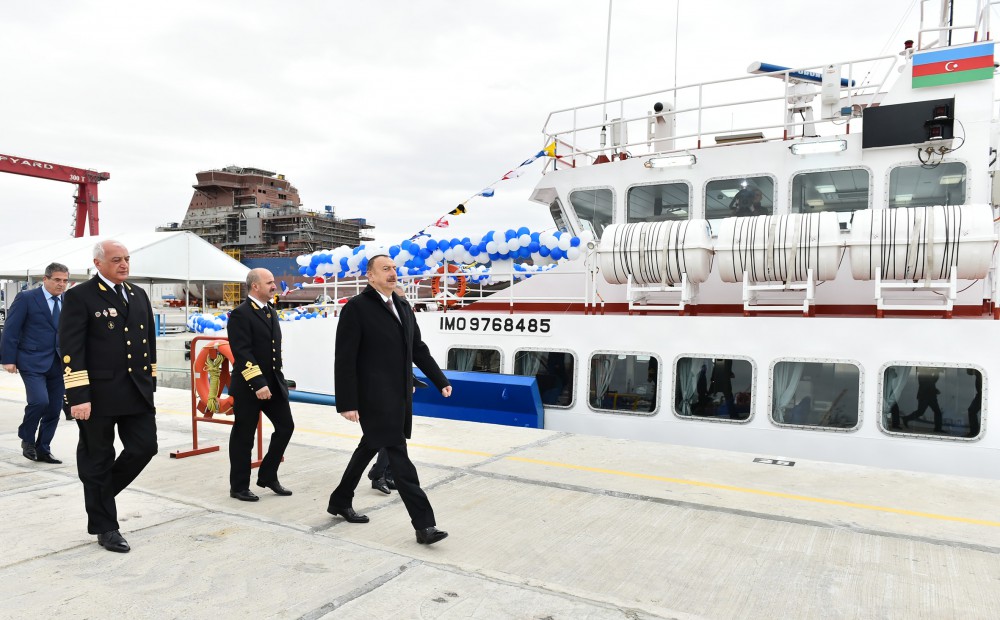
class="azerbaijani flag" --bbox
[912,42,994,88]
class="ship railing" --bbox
[916,0,996,50]
[541,55,898,169]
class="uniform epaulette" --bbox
[64,368,90,389]
[242,363,263,381]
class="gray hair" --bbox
[44,262,69,278]
[93,240,124,261]
[246,268,262,289]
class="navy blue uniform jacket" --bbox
[0,287,59,374]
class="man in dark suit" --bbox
[327,254,452,545]
[60,240,158,553]
[1,262,69,463]
[227,268,294,502]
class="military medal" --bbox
[94,312,101,317]
[109,308,118,317]
[108,321,115,330]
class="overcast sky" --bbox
[0,0,939,249]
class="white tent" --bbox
[0,231,249,282]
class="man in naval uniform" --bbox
[227,268,294,502]
[60,240,158,553]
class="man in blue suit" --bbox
[1,263,69,463]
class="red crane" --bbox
[0,153,110,237]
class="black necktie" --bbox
[51,296,60,325]
[114,283,128,305]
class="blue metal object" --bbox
[748,61,855,87]
[288,390,337,406]
[413,369,543,428]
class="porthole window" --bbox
[514,350,575,407]
[674,357,753,420]
[771,360,860,429]
[589,353,658,414]
[882,365,982,439]
[447,347,501,373]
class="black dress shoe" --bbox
[327,505,369,523]
[230,489,260,502]
[36,452,62,464]
[97,530,130,553]
[385,476,397,490]
[21,441,37,461]
[415,526,448,545]
[371,477,391,495]
[256,480,292,496]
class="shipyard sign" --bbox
[439,315,551,335]
[0,155,55,170]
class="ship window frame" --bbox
[670,353,756,424]
[512,347,576,409]
[885,160,968,209]
[877,361,985,441]
[767,357,863,433]
[586,350,661,417]
[625,180,693,223]
[568,186,616,240]
[703,173,777,230]
[789,166,873,214]
[446,345,504,374]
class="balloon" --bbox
[426,239,438,251]
[570,237,581,247]
[486,241,498,253]
[558,236,572,251]
[504,229,517,241]
[389,245,400,257]
[518,234,530,246]
[517,226,530,236]
[539,246,550,257]
[567,247,581,260]
[439,240,451,251]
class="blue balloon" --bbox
[539,246,550,257]
[517,226,530,236]
[518,247,531,258]
[306,267,316,277]
[439,240,451,251]
[488,253,501,261]
[426,239,439,251]
[389,245,400,257]
[570,237,581,247]
[550,248,564,260]
[504,229,517,240]
[419,249,431,259]
[530,232,540,242]
[340,257,349,267]
[484,230,495,241]
[528,242,540,253]
[469,246,480,256]
[298,266,308,275]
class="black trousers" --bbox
[228,393,294,492]
[367,449,392,481]
[329,437,435,530]
[76,413,158,535]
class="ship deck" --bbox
[2,372,999,619]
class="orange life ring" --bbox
[193,340,235,416]
[429,264,467,307]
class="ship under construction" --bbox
[159,166,374,303]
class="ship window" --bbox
[791,168,870,213]
[881,365,982,439]
[705,176,774,220]
[771,360,860,429]
[569,188,613,239]
[514,350,575,408]
[627,183,690,222]
[888,162,966,208]
[588,353,658,414]
[447,347,501,374]
[674,357,753,420]
[549,198,569,233]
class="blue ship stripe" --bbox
[913,43,994,66]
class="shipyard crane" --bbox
[0,153,110,236]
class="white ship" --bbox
[281,1,1000,480]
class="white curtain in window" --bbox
[677,357,711,415]
[594,356,617,403]
[773,362,804,422]
[519,352,543,377]
[883,366,913,413]
[453,349,476,371]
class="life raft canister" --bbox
[194,340,235,416]
[429,264,467,307]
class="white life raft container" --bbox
[715,212,844,283]
[597,220,713,285]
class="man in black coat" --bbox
[61,240,158,553]
[227,268,294,501]
[327,254,452,545]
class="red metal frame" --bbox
[0,152,109,236]
[170,336,264,467]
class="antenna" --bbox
[601,0,613,149]
[673,0,680,109]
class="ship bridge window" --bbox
[791,168,871,213]
[888,162,966,208]
[705,176,774,221]
[569,188,614,238]
[514,349,575,408]
[771,360,860,430]
[588,352,658,415]
[881,365,982,439]
[674,357,753,421]
[549,198,569,232]
[627,183,690,222]
[447,347,501,374]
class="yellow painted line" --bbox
[155,403,1000,528]
[506,456,1000,528]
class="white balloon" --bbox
[507,239,520,253]
[296,255,310,266]
[518,234,530,246]
[486,241,498,253]
[443,249,455,261]
[558,236,572,251]
[432,250,444,262]
[567,247,581,260]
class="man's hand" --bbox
[256,386,272,400]
[2,364,16,374]
[340,410,360,423]
[441,386,452,398]
[71,402,92,421]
